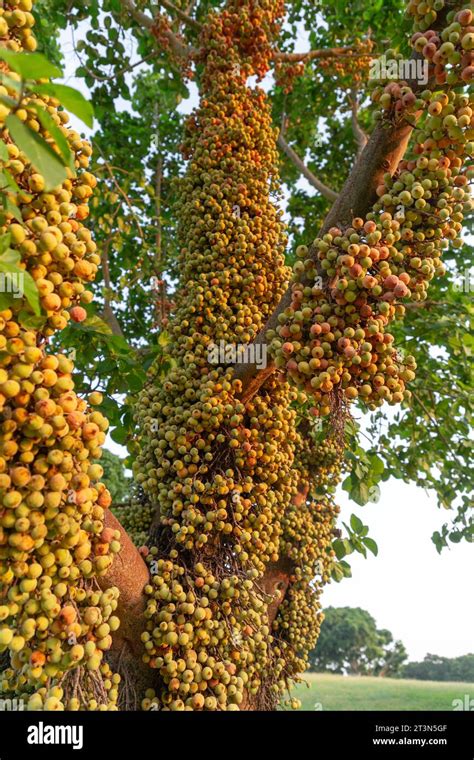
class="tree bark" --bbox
[101,511,155,708]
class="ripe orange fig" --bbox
[58,606,76,626]
[69,306,87,323]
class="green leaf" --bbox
[0,261,24,301]
[4,197,22,222]
[0,257,40,315]
[342,538,353,555]
[0,291,15,310]
[0,94,17,109]
[363,538,379,556]
[0,72,21,93]
[431,531,443,554]
[369,453,385,476]
[350,513,364,534]
[158,330,170,347]
[351,480,369,506]
[17,310,46,329]
[22,270,41,315]
[0,142,8,161]
[0,234,11,255]
[5,115,67,190]
[0,50,62,80]
[127,368,146,393]
[31,83,94,128]
[80,315,113,335]
[31,104,75,171]
[353,538,367,558]
[111,424,128,445]
[341,475,352,492]
[0,169,20,193]
[338,560,352,578]
[0,247,20,265]
[332,539,347,559]
[331,564,345,583]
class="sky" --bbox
[57,14,472,664]
[325,479,473,662]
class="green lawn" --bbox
[292,672,474,711]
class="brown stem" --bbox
[349,87,368,157]
[274,45,372,63]
[101,303,124,337]
[100,206,125,338]
[277,133,338,202]
[93,143,146,243]
[237,363,277,405]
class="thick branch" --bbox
[277,133,338,202]
[101,303,124,337]
[153,155,168,326]
[274,45,372,63]
[235,111,417,399]
[121,0,154,29]
[238,363,276,405]
[102,511,149,660]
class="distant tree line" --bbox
[308,607,473,682]
[402,654,474,683]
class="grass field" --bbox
[292,673,473,711]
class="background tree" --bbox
[99,449,131,504]
[375,634,408,678]
[307,607,408,676]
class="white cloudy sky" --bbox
[57,15,472,664]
